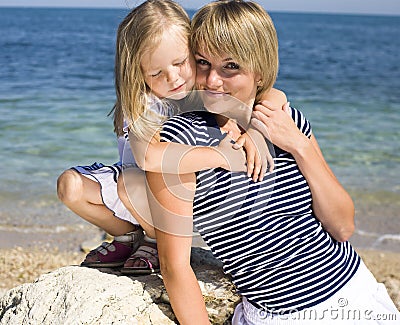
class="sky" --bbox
[0,0,399,16]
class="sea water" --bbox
[0,8,399,251]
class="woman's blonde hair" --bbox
[191,0,279,103]
[111,0,190,138]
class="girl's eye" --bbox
[175,57,187,66]
[150,71,161,78]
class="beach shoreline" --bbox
[0,227,399,312]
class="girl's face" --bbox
[141,28,195,100]
[194,49,261,108]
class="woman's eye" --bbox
[225,62,240,70]
[196,59,210,66]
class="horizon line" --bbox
[0,5,399,18]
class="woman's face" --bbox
[194,49,260,108]
[141,28,196,100]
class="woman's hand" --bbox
[251,101,307,154]
[233,127,274,181]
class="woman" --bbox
[143,1,399,324]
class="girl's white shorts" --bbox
[73,162,138,225]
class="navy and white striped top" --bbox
[160,108,360,313]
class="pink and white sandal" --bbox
[80,226,144,268]
[121,243,160,275]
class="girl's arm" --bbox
[261,87,288,106]
[129,133,247,174]
[128,90,250,174]
[251,102,355,242]
[130,88,287,178]
[145,171,210,324]
[233,127,274,182]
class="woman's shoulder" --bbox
[263,87,288,108]
[167,111,212,126]
[161,111,214,145]
[288,105,312,138]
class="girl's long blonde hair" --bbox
[111,0,190,138]
[191,0,279,104]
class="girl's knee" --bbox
[57,169,83,203]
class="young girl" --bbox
[57,0,286,272]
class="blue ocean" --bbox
[0,8,399,251]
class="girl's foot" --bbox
[80,225,144,268]
[121,236,160,275]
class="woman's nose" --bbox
[206,68,223,88]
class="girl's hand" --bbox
[233,127,274,182]
[216,133,247,172]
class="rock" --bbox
[0,247,240,324]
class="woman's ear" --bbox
[255,73,263,87]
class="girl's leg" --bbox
[117,167,156,238]
[57,169,135,235]
[57,169,144,268]
[118,167,159,273]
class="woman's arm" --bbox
[223,88,289,180]
[251,102,355,242]
[293,133,355,241]
[145,171,210,324]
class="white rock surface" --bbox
[0,248,240,324]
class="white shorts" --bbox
[232,260,399,325]
[73,162,138,225]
